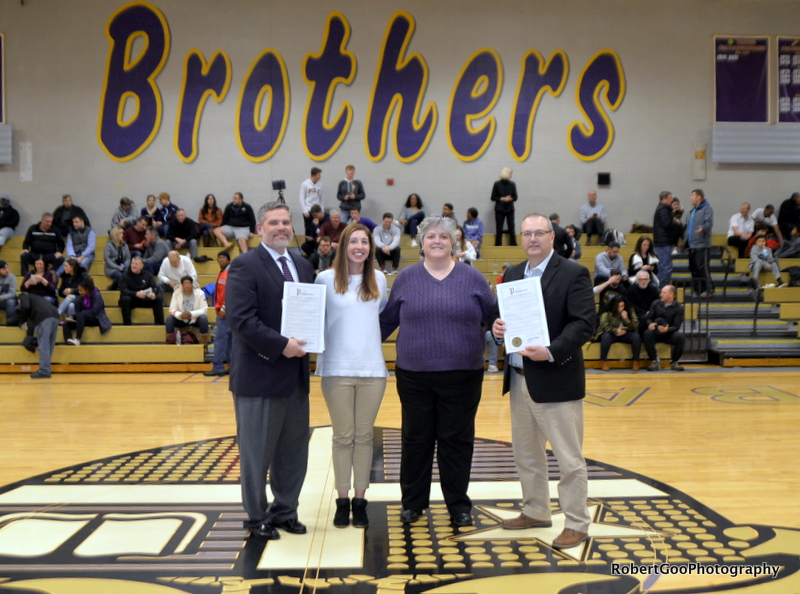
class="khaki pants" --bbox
[509,372,590,532]
[321,376,386,492]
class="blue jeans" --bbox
[1,297,16,320]
[58,294,77,316]
[211,315,232,372]
[655,245,673,287]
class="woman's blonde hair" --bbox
[499,166,513,180]
[110,226,124,245]
[332,223,380,301]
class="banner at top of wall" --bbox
[714,36,769,123]
[778,37,800,123]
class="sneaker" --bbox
[670,362,685,371]
[410,239,418,247]
[67,338,80,346]
[647,361,660,371]
[30,370,51,379]
[193,255,212,263]
[387,270,397,276]
[778,283,788,288]
[487,365,499,373]
[671,248,679,256]
[764,283,776,289]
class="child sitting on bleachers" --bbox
[749,235,786,289]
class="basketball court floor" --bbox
[0,367,799,593]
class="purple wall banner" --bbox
[778,37,800,123]
[714,36,769,123]
[0,33,5,124]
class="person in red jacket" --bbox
[204,251,232,376]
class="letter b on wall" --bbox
[98,2,170,162]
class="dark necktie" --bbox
[278,256,294,282]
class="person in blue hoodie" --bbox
[685,189,714,298]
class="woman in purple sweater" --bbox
[380,216,495,528]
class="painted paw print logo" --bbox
[0,427,797,593]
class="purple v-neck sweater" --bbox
[380,262,496,372]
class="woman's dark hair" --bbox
[607,294,633,316]
[63,258,81,276]
[180,275,194,285]
[34,256,50,272]
[202,194,219,216]
[634,235,655,257]
[405,193,423,208]
[78,276,95,292]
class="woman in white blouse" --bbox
[315,223,388,529]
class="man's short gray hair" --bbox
[329,208,341,216]
[417,215,457,252]
[256,202,291,226]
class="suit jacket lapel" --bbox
[289,251,313,283]
[540,253,561,295]
[258,245,287,287]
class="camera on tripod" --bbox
[272,179,286,203]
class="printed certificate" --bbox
[280,282,326,353]
[497,276,550,353]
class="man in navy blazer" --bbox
[492,213,596,549]
[226,201,315,541]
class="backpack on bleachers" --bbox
[601,228,626,246]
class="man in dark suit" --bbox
[226,201,315,541]
[492,213,596,549]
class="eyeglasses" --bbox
[521,230,552,239]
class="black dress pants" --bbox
[688,248,714,294]
[494,210,516,246]
[395,367,484,515]
[119,294,164,325]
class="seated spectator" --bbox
[775,225,800,259]
[308,236,336,276]
[549,213,573,259]
[594,295,641,372]
[20,213,64,275]
[594,242,628,285]
[463,207,484,256]
[0,260,17,322]
[374,213,401,275]
[142,226,170,275]
[348,206,377,232]
[580,190,606,245]
[778,193,800,239]
[198,194,223,247]
[141,194,158,222]
[749,235,786,289]
[727,202,754,259]
[628,270,660,334]
[0,195,20,247]
[442,203,459,226]
[203,251,232,376]
[62,276,112,346]
[166,275,210,344]
[628,236,659,286]
[319,208,345,248]
[453,225,477,264]
[22,256,58,306]
[398,193,425,247]
[752,204,783,242]
[57,258,87,318]
[123,217,149,256]
[104,226,131,289]
[565,224,582,259]
[301,204,328,256]
[154,192,179,237]
[61,215,95,274]
[167,208,201,261]
[53,194,91,237]
[158,250,198,293]
[594,269,628,313]
[744,227,770,258]
[643,285,685,371]
[214,192,256,253]
[118,256,164,326]
[110,197,138,230]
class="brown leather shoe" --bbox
[632,360,640,371]
[501,513,552,530]
[552,528,588,549]
[601,361,610,372]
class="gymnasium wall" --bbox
[0,0,797,234]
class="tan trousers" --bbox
[509,372,591,532]
[321,376,386,492]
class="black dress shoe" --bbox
[400,509,420,523]
[203,369,228,376]
[451,512,473,527]
[276,518,307,534]
[248,521,280,540]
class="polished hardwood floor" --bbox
[1,367,798,530]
